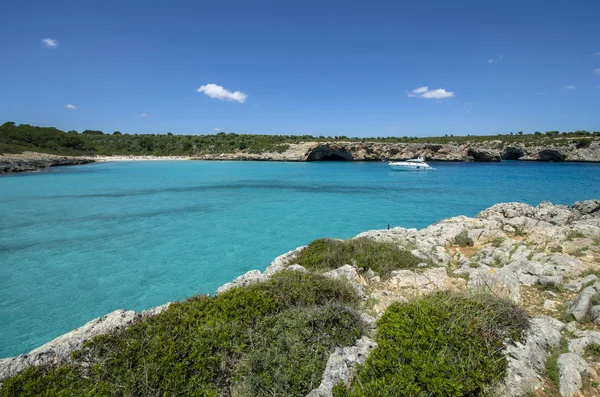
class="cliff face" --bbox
[192,140,600,162]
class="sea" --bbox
[1,160,600,357]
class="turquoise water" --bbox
[1,160,600,357]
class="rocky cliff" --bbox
[192,140,600,162]
[0,152,95,174]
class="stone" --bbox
[323,265,365,297]
[286,264,307,272]
[0,309,137,382]
[216,269,264,295]
[564,279,583,293]
[306,337,377,397]
[568,331,600,355]
[568,286,596,322]
[572,200,600,218]
[264,245,307,275]
[467,268,521,303]
[591,305,600,325]
[539,275,564,287]
[498,316,564,396]
[557,353,590,397]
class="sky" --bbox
[1,0,599,137]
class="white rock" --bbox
[467,268,521,303]
[306,337,377,397]
[557,353,590,397]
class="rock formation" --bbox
[192,140,600,163]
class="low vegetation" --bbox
[0,271,364,397]
[2,121,599,157]
[333,292,530,397]
[296,237,422,277]
[454,230,474,247]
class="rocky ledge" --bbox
[0,152,95,174]
[2,199,600,396]
[192,140,600,162]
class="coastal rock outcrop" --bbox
[191,140,600,163]
[0,152,95,174]
[0,305,169,382]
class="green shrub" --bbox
[236,305,363,396]
[454,230,474,247]
[334,292,530,397]
[0,271,363,397]
[296,237,422,277]
[585,343,600,360]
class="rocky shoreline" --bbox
[2,139,600,174]
[0,152,95,174]
[2,199,600,396]
[191,140,600,163]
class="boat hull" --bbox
[388,163,434,171]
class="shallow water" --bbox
[1,160,600,356]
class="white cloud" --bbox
[41,38,58,48]
[594,52,600,56]
[139,113,148,117]
[564,85,576,90]
[213,128,220,131]
[594,68,600,74]
[196,83,247,103]
[406,86,455,99]
[65,104,78,109]
[488,59,495,63]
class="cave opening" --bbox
[501,149,523,160]
[538,150,563,162]
[317,154,350,161]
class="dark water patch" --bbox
[0,203,216,236]
[31,182,443,201]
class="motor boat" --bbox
[388,158,434,171]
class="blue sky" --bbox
[1,0,599,137]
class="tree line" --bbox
[1,121,598,156]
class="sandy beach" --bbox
[92,155,191,162]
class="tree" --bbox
[113,131,122,135]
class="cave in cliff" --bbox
[306,147,354,161]
[538,149,564,162]
[501,146,525,160]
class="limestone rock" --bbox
[568,286,596,322]
[216,270,265,295]
[467,268,521,303]
[0,309,137,382]
[264,245,307,275]
[499,316,564,396]
[590,305,600,325]
[557,353,590,397]
[306,337,377,397]
[568,331,600,356]
[539,275,564,287]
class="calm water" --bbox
[1,160,600,357]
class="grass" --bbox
[490,237,505,248]
[0,271,364,397]
[295,237,423,277]
[545,337,570,396]
[569,247,588,258]
[584,343,600,360]
[566,230,585,241]
[333,291,530,397]
[454,231,474,247]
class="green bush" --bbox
[334,292,530,397]
[236,305,363,396]
[296,237,422,277]
[0,271,363,397]
[454,230,474,247]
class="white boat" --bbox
[388,158,434,171]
